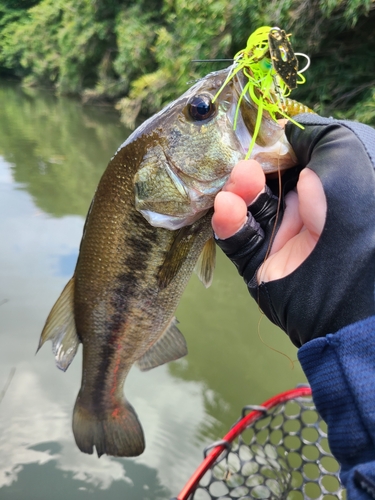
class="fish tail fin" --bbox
[72,393,145,457]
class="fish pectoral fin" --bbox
[37,276,80,372]
[136,317,187,371]
[157,223,202,289]
[194,237,216,288]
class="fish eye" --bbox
[188,95,216,121]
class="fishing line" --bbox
[208,27,310,364]
[191,59,234,63]
[217,26,310,363]
[256,314,296,369]
[255,131,295,369]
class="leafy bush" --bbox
[0,0,374,124]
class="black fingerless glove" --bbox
[216,115,375,347]
[216,185,280,286]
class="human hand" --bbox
[212,160,326,283]
[214,115,375,346]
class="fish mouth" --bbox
[138,208,209,230]
[229,100,253,155]
[231,72,297,173]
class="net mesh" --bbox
[188,395,345,500]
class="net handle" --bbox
[173,386,312,500]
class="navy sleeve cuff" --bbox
[298,316,375,498]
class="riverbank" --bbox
[1,0,374,126]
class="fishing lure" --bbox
[268,27,298,90]
[213,26,310,159]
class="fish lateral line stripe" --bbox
[111,407,120,418]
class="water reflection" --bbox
[0,82,306,499]
[173,248,309,443]
[0,82,127,217]
[2,456,169,500]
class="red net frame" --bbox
[173,386,344,500]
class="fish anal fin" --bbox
[136,317,187,371]
[194,237,216,288]
[37,276,79,372]
[73,393,145,457]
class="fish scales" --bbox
[38,67,299,457]
[73,140,213,456]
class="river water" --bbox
[0,82,306,499]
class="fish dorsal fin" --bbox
[136,317,187,371]
[37,276,80,372]
[194,237,216,288]
[157,224,200,290]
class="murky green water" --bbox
[0,82,306,499]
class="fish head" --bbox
[131,66,296,230]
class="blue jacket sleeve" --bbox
[298,316,375,499]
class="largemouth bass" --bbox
[38,67,298,457]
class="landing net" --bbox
[173,387,345,500]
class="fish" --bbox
[37,66,298,458]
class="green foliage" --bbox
[0,0,120,92]
[342,88,375,123]
[0,0,374,124]
[0,1,62,83]
[116,0,232,126]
